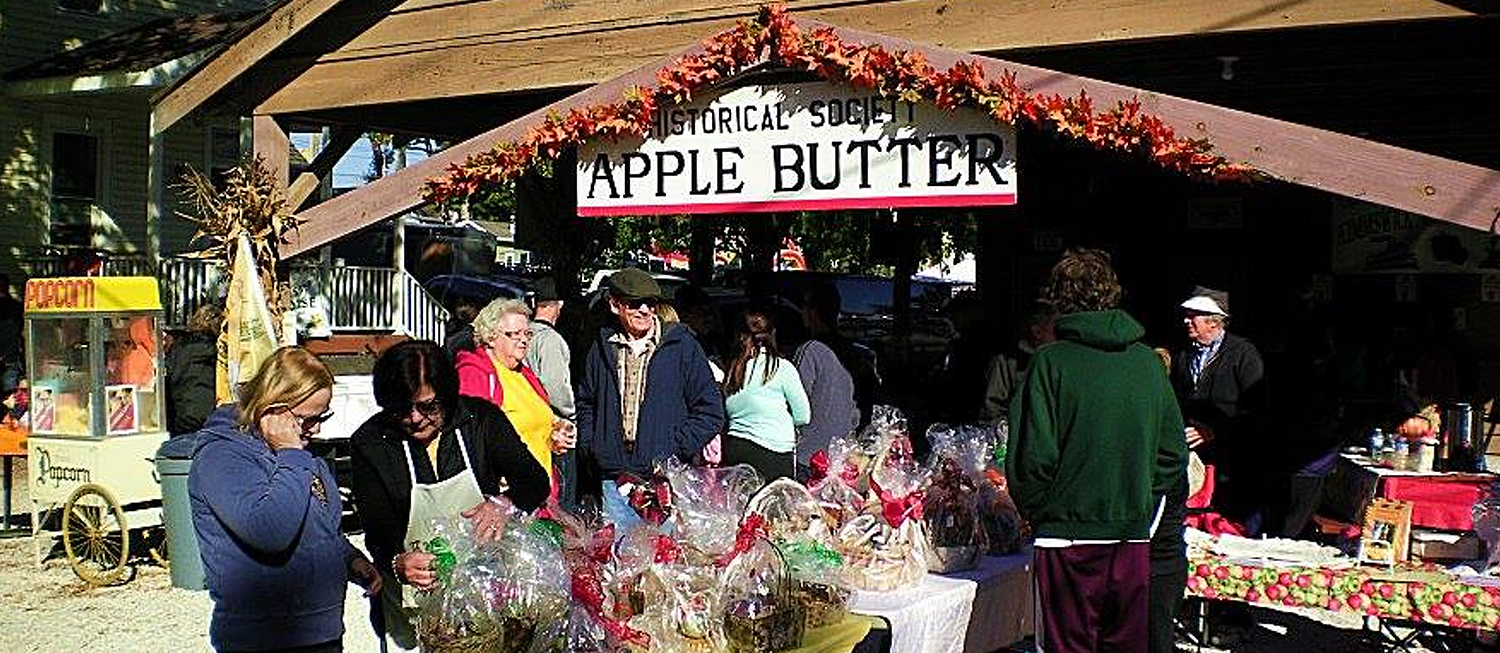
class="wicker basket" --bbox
[793,580,851,629]
[723,537,807,653]
[417,615,536,653]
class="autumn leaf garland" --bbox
[422,4,1253,205]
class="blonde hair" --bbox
[656,303,679,326]
[237,346,334,429]
[473,298,532,347]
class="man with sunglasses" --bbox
[576,268,725,529]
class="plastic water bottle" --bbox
[1368,428,1386,458]
[1393,439,1411,471]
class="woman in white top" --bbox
[721,308,811,480]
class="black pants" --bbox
[1266,473,1328,539]
[721,436,794,481]
[1149,550,1188,653]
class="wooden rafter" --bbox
[278,15,1500,258]
[150,0,353,136]
[277,34,716,257]
[253,0,1472,115]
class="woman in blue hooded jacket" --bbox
[189,347,381,653]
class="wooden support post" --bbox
[252,114,289,192]
[146,114,165,267]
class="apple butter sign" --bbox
[577,81,1017,216]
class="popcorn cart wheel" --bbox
[60,483,134,586]
[23,277,172,586]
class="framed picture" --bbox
[30,385,57,434]
[1359,498,1413,567]
[105,384,138,435]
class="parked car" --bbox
[424,273,530,307]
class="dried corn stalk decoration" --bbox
[174,155,302,326]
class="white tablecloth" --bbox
[850,573,977,653]
[848,550,1035,653]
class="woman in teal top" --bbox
[721,309,811,480]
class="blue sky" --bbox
[291,133,431,189]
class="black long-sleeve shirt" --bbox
[350,396,548,568]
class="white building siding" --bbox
[0,90,239,280]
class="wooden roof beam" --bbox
[289,126,363,211]
[253,0,1474,114]
[805,19,1500,234]
[279,16,1500,258]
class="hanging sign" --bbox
[577,81,1017,216]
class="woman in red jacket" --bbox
[456,298,571,485]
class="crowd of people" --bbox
[85,254,1451,653]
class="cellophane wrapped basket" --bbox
[416,515,571,653]
[748,478,850,628]
[722,535,806,653]
[826,407,929,591]
[663,459,764,562]
[921,424,993,572]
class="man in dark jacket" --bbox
[576,268,725,530]
[1170,286,1265,525]
[1007,249,1186,653]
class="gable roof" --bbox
[3,12,260,82]
[278,16,1500,257]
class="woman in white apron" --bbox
[349,340,551,651]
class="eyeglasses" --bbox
[295,411,335,433]
[618,297,656,311]
[501,327,533,341]
[399,399,443,421]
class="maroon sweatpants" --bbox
[1034,542,1150,653]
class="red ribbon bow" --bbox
[715,514,767,567]
[870,477,925,528]
[618,472,672,526]
[809,450,831,485]
[653,534,681,564]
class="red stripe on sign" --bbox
[577,193,1017,216]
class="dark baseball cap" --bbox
[531,277,562,303]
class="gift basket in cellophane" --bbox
[414,514,571,653]
[979,420,1027,555]
[662,459,764,564]
[810,406,931,592]
[921,424,993,573]
[546,507,651,653]
[721,521,807,653]
[747,478,851,628]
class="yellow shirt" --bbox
[494,362,554,475]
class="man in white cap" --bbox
[1167,285,1266,646]
[1172,286,1263,468]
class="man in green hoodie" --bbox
[1007,248,1187,653]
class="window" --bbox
[50,132,99,247]
[52,132,98,200]
[57,0,105,13]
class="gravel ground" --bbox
[0,457,380,653]
[1,458,1487,653]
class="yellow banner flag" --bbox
[216,235,279,404]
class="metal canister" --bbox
[1416,437,1439,472]
[1443,403,1479,472]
